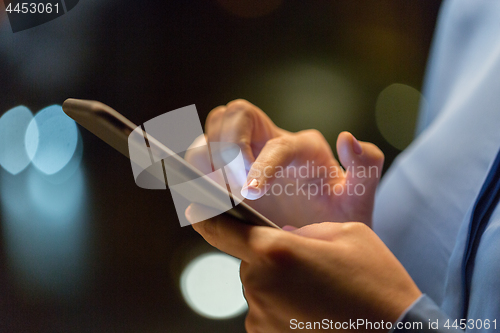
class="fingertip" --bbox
[337,131,364,161]
[337,131,352,143]
[361,141,385,163]
[282,225,298,232]
[336,131,353,161]
[351,135,363,155]
[241,183,265,200]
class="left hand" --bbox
[186,205,422,333]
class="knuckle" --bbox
[263,136,297,161]
[226,98,253,111]
[250,231,292,265]
[235,141,253,158]
[184,139,208,161]
[266,136,294,151]
[299,129,329,148]
[302,128,324,140]
[235,137,252,148]
[338,222,368,236]
[193,219,220,247]
[206,106,226,125]
[202,219,219,239]
[183,149,196,164]
[225,102,255,120]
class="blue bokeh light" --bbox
[1,165,90,298]
[25,105,79,175]
[0,106,34,175]
[0,103,90,299]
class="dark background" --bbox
[0,1,441,332]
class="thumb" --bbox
[336,132,384,192]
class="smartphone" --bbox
[62,98,280,229]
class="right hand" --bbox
[187,206,422,333]
[185,99,384,228]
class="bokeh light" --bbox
[27,159,86,219]
[243,60,363,144]
[0,106,33,175]
[0,103,89,299]
[1,164,90,299]
[180,252,247,319]
[375,83,426,150]
[25,105,80,175]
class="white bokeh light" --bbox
[180,252,248,319]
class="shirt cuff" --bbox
[390,294,462,332]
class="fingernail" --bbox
[241,179,263,200]
[352,135,362,155]
[282,225,297,232]
[248,179,259,188]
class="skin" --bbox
[185,100,422,332]
[185,99,385,227]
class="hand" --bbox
[186,205,422,333]
[185,99,384,227]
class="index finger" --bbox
[206,100,281,170]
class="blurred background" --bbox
[0,1,441,332]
